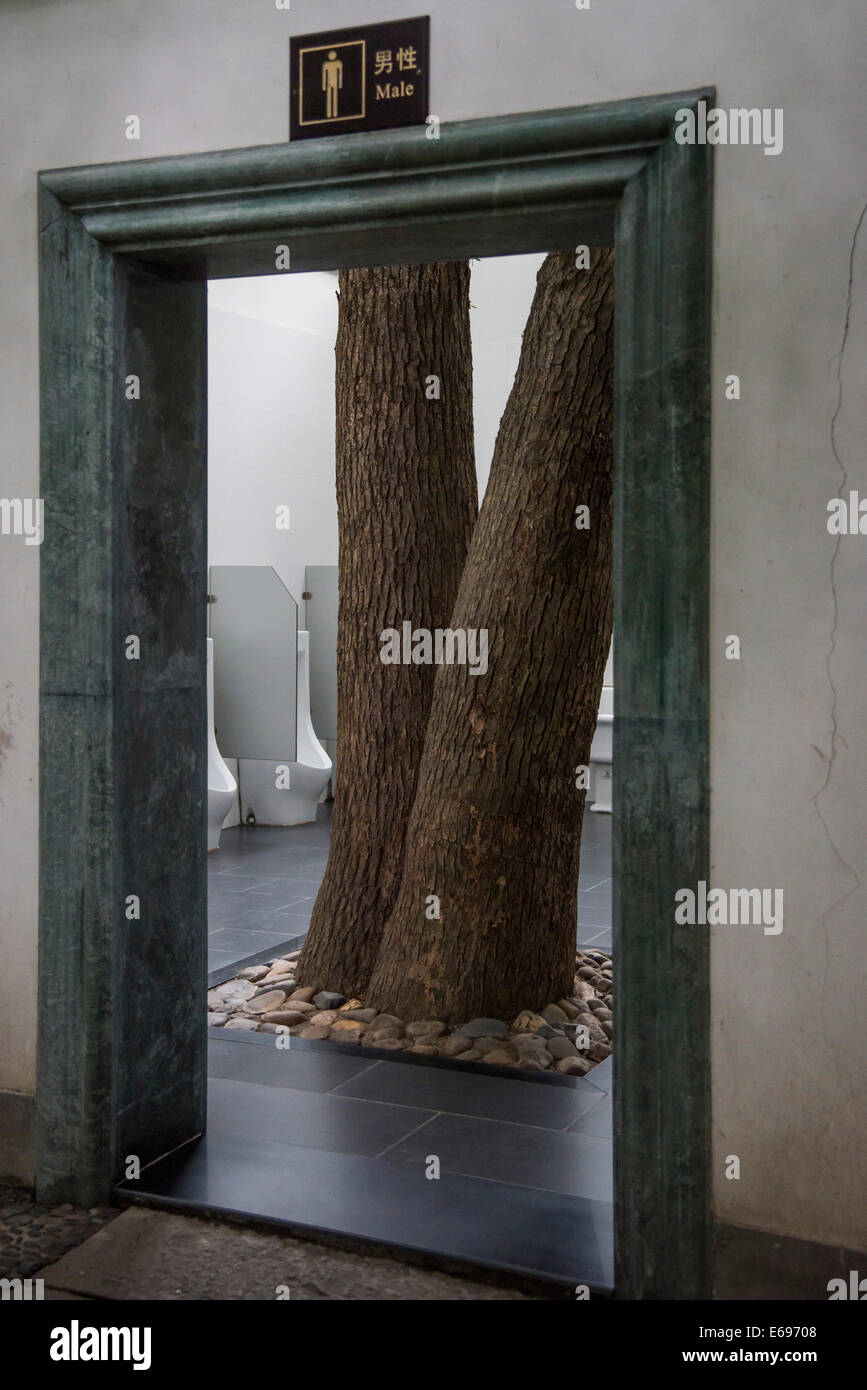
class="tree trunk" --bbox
[367,249,614,1024]
[300,262,477,998]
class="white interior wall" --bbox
[469,254,545,499]
[1,0,865,1251]
[207,272,339,616]
[207,254,545,574]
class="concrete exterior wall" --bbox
[0,0,865,1249]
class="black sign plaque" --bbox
[290,16,430,141]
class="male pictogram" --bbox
[321,50,343,119]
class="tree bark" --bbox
[367,249,614,1024]
[300,262,477,997]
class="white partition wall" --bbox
[305,564,338,786]
[209,566,297,762]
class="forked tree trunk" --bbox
[367,249,614,1024]
[300,262,477,998]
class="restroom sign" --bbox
[290,17,430,141]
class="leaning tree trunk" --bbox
[367,249,614,1024]
[299,262,477,998]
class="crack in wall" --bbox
[812,197,867,1033]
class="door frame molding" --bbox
[37,91,713,1298]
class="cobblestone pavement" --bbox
[39,1206,547,1300]
[0,1183,118,1280]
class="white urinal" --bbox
[239,630,332,826]
[207,637,237,850]
[588,684,613,813]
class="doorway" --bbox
[198,252,614,1290]
[36,93,713,1298]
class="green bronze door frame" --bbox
[37,91,713,1299]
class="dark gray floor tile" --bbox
[577,913,611,932]
[332,1059,602,1130]
[384,1111,613,1201]
[207,927,304,954]
[271,915,311,935]
[565,1092,613,1138]
[207,901,287,928]
[207,950,248,972]
[234,888,312,908]
[213,879,283,896]
[207,1038,268,1081]
[585,1056,612,1093]
[207,911,287,932]
[211,1040,377,1093]
[207,1076,434,1158]
[578,873,611,891]
[581,930,612,950]
[210,885,282,907]
[264,878,325,893]
[204,1026,273,1047]
[122,1131,614,1289]
[207,918,279,937]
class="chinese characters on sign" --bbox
[290,17,430,140]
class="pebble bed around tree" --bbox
[208,947,613,1077]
